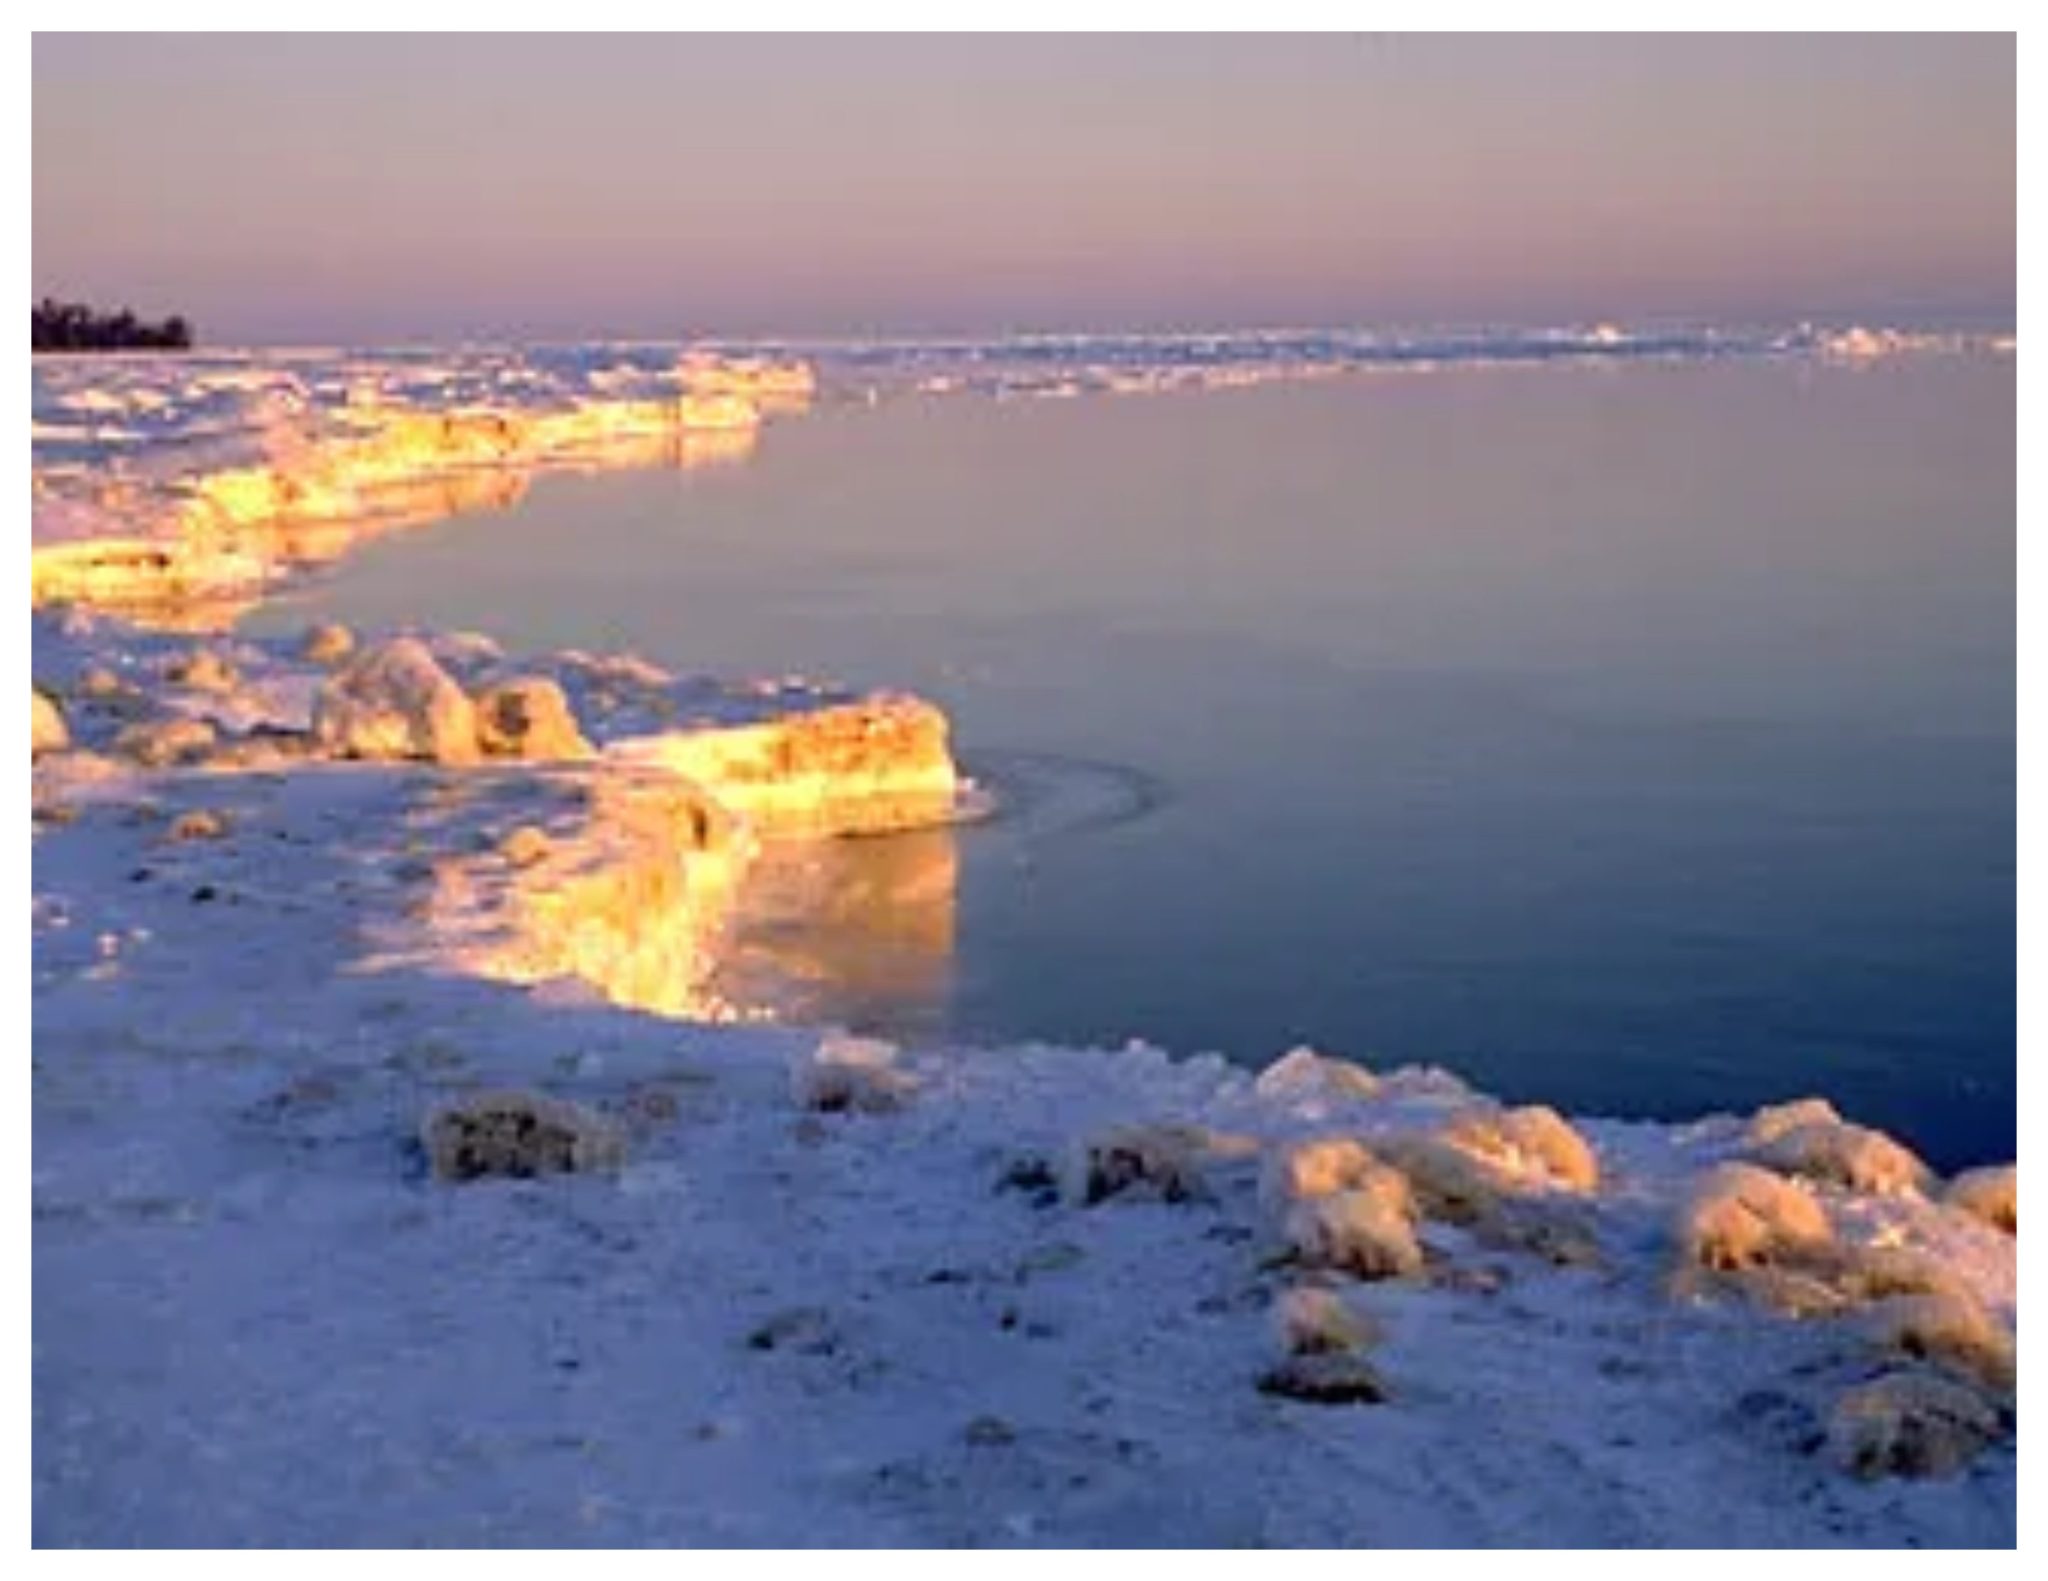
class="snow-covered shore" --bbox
[30,340,2016,1547]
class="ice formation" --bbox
[1943,1165,2017,1233]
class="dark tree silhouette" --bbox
[33,298,194,352]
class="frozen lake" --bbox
[245,356,2015,1167]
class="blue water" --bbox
[246,356,2015,1167]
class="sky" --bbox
[32,33,2016,345]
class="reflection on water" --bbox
[245,358,2015,1168]
[713,825,959,1035]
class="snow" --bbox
[28,337,2017,1547]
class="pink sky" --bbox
[33,34,2016,344]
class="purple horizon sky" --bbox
[33,33,2015,345]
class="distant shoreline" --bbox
[33,299,192,353]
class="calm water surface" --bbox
[247,359,2015,1166]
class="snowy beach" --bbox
[31,336,2017,1547]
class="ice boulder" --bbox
[1674,1162,1832,1273]
[1283,1188,1424,1280]
[112,714,218,768]
[1748,1119,1928,1196]
[300,621,357,667]
[790,1034,916,1114]
[497,823,554,869]
[1068,1122,1252,1206]
[166,808,231,843]
[1261,1136,1399,1211]
[475,675,593,761]
[1746,1096,1843,1147]
[1443,1103,1601,1193]
[1373,1134,1509,1227]
[1860,1290,2016,1392]
[313,637,479,765]
[165,647,237,693]
[1271,1284,1385,1356]
[1942,1164,2016,1234]
[31,687,69,757]
[1253,1046,1380,1105]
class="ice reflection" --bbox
[713,825,959,1038]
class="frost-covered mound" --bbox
[31,608,2016,1546]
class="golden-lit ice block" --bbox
[679,353,817,415]
[613,696,961,838]
[411,767,751,1021]
[30,390,762,631]
[29,536,270,627]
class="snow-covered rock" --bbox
[111,713,218,767]
[1252,1045,1379,1105]
[1746,1095,1842,1146]
[1261,1135,1386,1210]
[1257,1351,1390,1406]
[421,1090,625,1181]
[1859,1290,2015,1392]
[31,687,69,756]
[790,1033,916,1114]
[313,637,479,765]
[1674,1162,1832,1273]
[165,808,230,843]
[474,675,592,761]
[1827,1371,2004,1480]
[165,647,237,692]
[1372,1133,1508,1227]
[299,621,356,667]
[1068,1122,1252,1206]
[1282,1188,1423,1280]
[1442,1103,1601,1193]
[1942,1164,2016,1233]
[1748,1119,1929,1196]
[1270,1284,1384,1356]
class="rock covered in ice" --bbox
[1942,1164,2016,1234]
[165,647,238,693]
[790,1034,916,1115]
[1282,1188,1423,1280]
[1674,1162,1832,1273]
[112,714,218,768]
[496,824,553,869]
[1747,1118,1929,1196]
[1443,1103,1601,1193]
[1859,1290,2016,1392]
[1252,1046,1379,1105]
[1270,1284,1385,1357]
[1371,1133,1510,1227]
[1745,1096,1843,1146]
[313,637,479,765]
[1827,1371,2004,1480]
[1068,1122,1251,1206]
[474,675,593,761]
[1257,1351,1390,1406]
[421,1090,625,1182]
[31,687,69,756]
[165,808,231,843]
[1261,1135,1392,1210]
[299,622,356,667]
